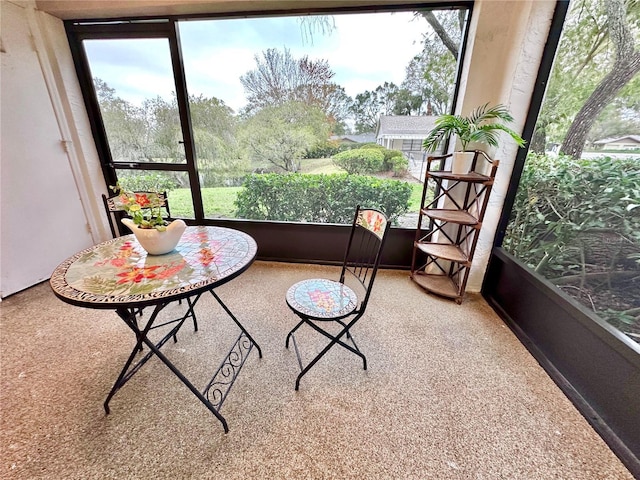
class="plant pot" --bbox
[451,151,475,174]
[121,218,187,255]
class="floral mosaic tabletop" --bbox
[50,226,257,309]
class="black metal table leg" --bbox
[209,290,262,359]
[104,289,261,432]
[105,304,166,413]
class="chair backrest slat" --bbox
[340,206,391,311]
[101,191,171,238]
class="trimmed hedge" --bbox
[235,173,411,224]
[387,154,409,176]
[332,148,385,174]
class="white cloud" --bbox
[86,11,430,111]
[179,11,429,109]
[184,47,256,112]
[328,12,426,94]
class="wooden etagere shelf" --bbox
[410,150,498,304]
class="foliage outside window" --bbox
[83,7,467,227]
[503,0,640,343]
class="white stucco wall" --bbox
[457,0,556,291]
[0,0,106,297]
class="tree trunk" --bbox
[560,56,640,158]
[560,0,640,159]
[530,124,547,154]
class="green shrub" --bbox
[198,168,246,187]
[117,172,177,192]
[235,173,411,224]
[504,153,640,334]
[384,149,403,160]
[332,148,385,174]
[504,153,640,275]
[382,148,409,177]
[344,145,406,175]
[388,155,409,176]
[304,141,342,159]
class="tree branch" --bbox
[422,11,459,60]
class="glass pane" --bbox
[84,38,186,164]
[179,9,467,225]
[114,170,195,219]
[503,1,640,343]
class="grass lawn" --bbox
[169,187,242,218]
[168,157,424,219]
[301,157,342,174]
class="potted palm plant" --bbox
[422,103,526,174]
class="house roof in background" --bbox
[330,134,377,144]
[594,135,640,145]
[376,115,436,139]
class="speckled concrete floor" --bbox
[1,261,634,479]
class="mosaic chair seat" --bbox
[285,206,391,390]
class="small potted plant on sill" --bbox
[422,103,526,174]
[112,184,186,255]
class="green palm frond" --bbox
[468,126,502,148]
[423,103,525,152]
[468,103,514,124]
[488,124,527,147]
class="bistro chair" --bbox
[101,190,194,337]
[102,191,172,238]
[285,205,391,390]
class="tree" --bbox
[142,95,182,162]
[240,47,347,123]
[188,94,249,186]
[349,82,408,133]
[298,15,336,45]
[94,78,148,162]
[402,39,456,115]
[350,90,382,133]
[529,1,609,152]
[421,10,465,60]
[560,0,640,158]
[239,101,330,172]
[392,87,424,116]
[326,85,353,134]
[376,82,400,115]
[402,10,463,116]
[588,100,640,141]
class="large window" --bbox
[502,0,640,343]
[69,5,469,229]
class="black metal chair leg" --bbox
[292,321,367,390]
[304,317,367,369]
[285,319,305,348]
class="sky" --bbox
[83,11,429,113]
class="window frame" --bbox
[65,2,473,262]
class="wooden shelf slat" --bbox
[410,272,461,300]
[422,209,479,225]
[415,242,469,263]
[428,171,490,183]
